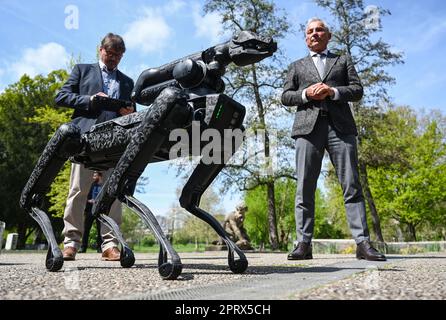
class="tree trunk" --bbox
[407,223,417,241]
[267,181,279,250]
[359,161,385,242]
[251,65,280,251]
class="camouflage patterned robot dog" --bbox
[20,31,277,280]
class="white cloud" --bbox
[123,9,172,54]
[192,3,225,43]
[123,1,186,54]
[9,42,70,79]
[163,0,186,13]
[120,63,151,83]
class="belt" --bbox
[320,109,329,117]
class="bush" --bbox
[400,246,425,255]
[141,234,156,247]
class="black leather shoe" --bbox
[356,240,386,261]
[78,247,87,253]
[287,242,313,260]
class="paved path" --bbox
[1,251,445,300]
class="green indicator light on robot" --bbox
[215,104,224,119]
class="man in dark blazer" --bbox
[55,33,135,261]
[282,18,385,261]
[79,171,104,253]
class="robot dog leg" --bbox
[179,94,248,274]
[92,87,191,279]
[20,123,82,271]
[180,162,248,274]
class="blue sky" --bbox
[1,0,445,216]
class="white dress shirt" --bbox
[301,49,340,104]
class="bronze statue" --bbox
[222,203,253,250]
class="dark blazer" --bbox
[84,182,101,214]
[281,52,363,138]
[55,63,134,132]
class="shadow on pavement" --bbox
[178,263,402,276]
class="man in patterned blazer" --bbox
[281,18,385,261]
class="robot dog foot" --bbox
[158,247,183,280]
[226,241,249,274]
[124,195,183,280]
[98,214,135,268]
[30,207,64,272]
[119,245,136,268]
[45,244,64,272]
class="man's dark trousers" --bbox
[81,211,102,252]
[295,113,370,244]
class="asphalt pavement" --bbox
[1,250,445,300]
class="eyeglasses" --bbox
[102,48,123,58]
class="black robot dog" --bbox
[20,31,277,280]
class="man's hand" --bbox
[119,105,135,116]
[306,83,334,100]
[90,92,108,101]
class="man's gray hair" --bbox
[306,18,331,33]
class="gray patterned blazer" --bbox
[281,52,363,138]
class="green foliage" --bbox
[245,179,346,249]
[367,107,446,240]
[117,207,160,249]
[0,70,69,246]
[26,72,72,219]
[170,187,226,246]
[244,178,296,249]
[174,217,220,246]
[45,162,71,218]
[120,207,148,248]
[314,188,346,239]
[29,99,72,220]
[29,105,72,133]
[244,185,270,247]
[323,166,351,238]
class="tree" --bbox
[204,0,295,250]
[314,188,346,239]
[367,107,446,241]
[244,178,296,250]
[28,102,72,219]
[120,207,150,248]
[168,185,226,248]
[313,0,404,242]
[0,70,69,248]
[244,179,339,249]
